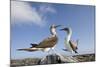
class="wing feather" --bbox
[17,48,38,52]
[35,36,58,48]
[69,40,78,51]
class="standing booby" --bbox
[60,27,78,53]
[18,24,61,52]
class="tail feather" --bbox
[76,39,79,46]
[17,49,24,50]
[17,48,38,52]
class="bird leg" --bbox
[52,48,59,55]
[47,48,51,55]
[47,48,57,55]
[53,49,57,54]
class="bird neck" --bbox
[51,28,57,36]
[66,31,72,43]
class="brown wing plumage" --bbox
[35,36,58,48]
[69,40,78,51]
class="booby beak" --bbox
[60,28,69,31]
[55,25,62,28]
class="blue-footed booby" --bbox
[60,27,78,53]
[17,24,61,53]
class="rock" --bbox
[10,54,95,66]
[38,54,78,65]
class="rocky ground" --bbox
[73,54,95,62]
[10,53,95,67]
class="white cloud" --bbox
[39,4,56,14]
[11,1,56,26]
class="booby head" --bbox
[50,24,61,36]
[60,27,72,34]
[60,27,72,42]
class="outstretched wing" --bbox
[17,48,38,52]
[69,40,78,50]
[35,36,58,48]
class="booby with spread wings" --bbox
[17,24,61,52]
[60,27,78,53]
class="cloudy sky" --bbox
[11,1,56,26]
[11,1,95,59]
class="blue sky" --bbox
[11,1,95,59]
